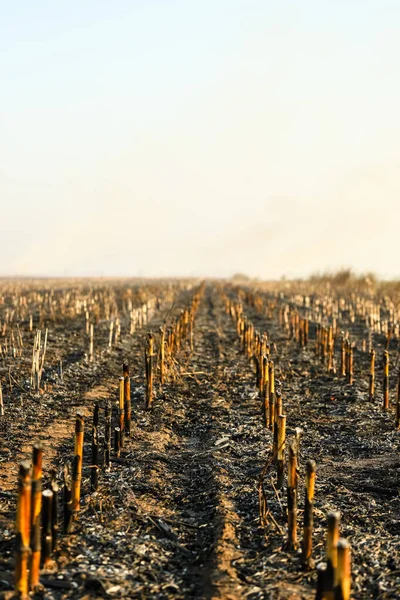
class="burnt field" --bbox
[0,277,399,599]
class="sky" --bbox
[1,1,400,280]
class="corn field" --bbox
[0,276,399,599]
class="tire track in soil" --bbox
[170,290,246,599]
[125,285,272,598]
[120,286,249,598]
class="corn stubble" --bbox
[15,461,31,599]
[29,444,43,591]
[10,277,400,597]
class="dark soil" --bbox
[0,281,399,599]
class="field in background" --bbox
[0,275,399,599]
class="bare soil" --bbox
[0,282,399,599]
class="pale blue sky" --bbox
[1,1,400,278]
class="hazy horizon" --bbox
[1,1,400,280]
[0,268,397,283]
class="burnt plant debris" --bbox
[0,278,399,599]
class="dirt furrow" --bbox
[16,285,265,598]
